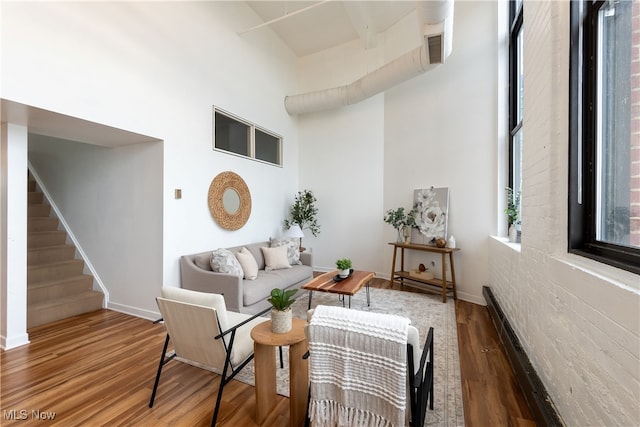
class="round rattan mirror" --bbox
[208,171,251,230]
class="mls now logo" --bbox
[4,409,56,420]
[3,410,28,420]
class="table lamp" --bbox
[286,224,305,252]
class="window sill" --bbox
[490,235,521,253]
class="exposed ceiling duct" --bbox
[284,0,454,116]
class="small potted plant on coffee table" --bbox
[268,288,298,333]
[336,258,352,278]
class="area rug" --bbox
[233,287,465,426]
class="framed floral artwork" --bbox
[410,187,449,245]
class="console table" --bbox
[388,242,459,303]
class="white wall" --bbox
[1,2,300,324]
[488,2,640,425]
[28,135,164,318]
[298,1,497,304]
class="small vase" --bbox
[339,268,350,278]
[271,308,292,333]
[397,228,404,243]
[508,224,517,243]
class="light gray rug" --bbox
[233,287,465,426]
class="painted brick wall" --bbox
[489,2,640,426]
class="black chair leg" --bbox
[149,334,170,408]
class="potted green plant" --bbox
[336,258,352,278]
[505,187,521,243]
[268,288,298,333]
[283,189,320,251]
[384,207,416,243]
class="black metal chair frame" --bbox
[148,305,271,427]
[407,326,435,426]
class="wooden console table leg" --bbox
[441,252,447,303]
[449,252,457,300]
[389,245,398,286]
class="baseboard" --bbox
[107,302,159,322]
[483,286,565,427]
[1,332,30,350]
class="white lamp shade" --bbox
[286,224,305,238]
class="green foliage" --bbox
[335,258,352,270]
[268,288,298,311]
[384,207,416,230]
[283,189,320,237]
[505,187,521,225]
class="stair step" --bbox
[27,291,103,328]
[28,275,94,305]
[28,245,76,265]
[28,217,59,232]
[28,259,85,284]
[28,192,43,204]
[28,204,51,218]
[28,231,67,248]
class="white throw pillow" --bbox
[270,237,302,265]
[261,245,292,271]
[210,248,243,277]
[236,247,258,280]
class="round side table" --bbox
[250,318,308,426]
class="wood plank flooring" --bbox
[1,279,535,426]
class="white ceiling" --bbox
[244,1,417,57]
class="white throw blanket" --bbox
[308,305,410,427]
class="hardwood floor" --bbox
[0,279,535,426]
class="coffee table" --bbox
[302,270,375,309]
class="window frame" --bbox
[213,107,283,167]
[568,0,640,274]
[508,0,524,193]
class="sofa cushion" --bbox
[270,237,302,265]
[243,265,312,307]
[210,249,243,277]
[261,245,291,271]
[235,247,258,280]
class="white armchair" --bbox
[148,287,268,426]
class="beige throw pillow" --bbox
[236,247,258,280]
[270,237,302,265]
[261,245,292,271]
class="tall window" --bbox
[509,0,524,220]
[569,1,640,274]
[213,107,282,166]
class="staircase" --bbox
[27,179,104,328]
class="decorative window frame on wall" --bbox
[213,107,283,167]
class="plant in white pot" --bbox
[336,258,352,278]
[283,189,320,252]
[268,288,298,333]
[384,207,417,243]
